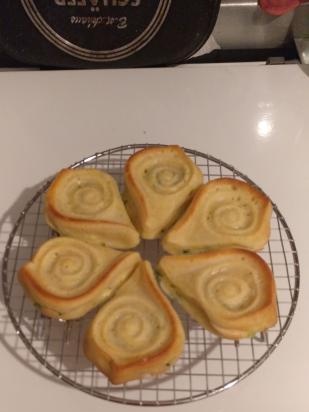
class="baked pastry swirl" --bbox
[158,249,277,340]
[84,261,185,384]
[162,178,272,254]
[45,168,140,249]
[19,237,141,320]
[124,145,203,239]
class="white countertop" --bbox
[0,63,308,412]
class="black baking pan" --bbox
[0,1,220,69]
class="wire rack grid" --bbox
[1,144,300,406]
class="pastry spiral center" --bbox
[67,181,112,216]
[55,254,83,276]
[98,298,168,358]
[116,314,143,339]
[38,243,97,296]
[220,281,240,298]
[209,276,255,311]
[75,186,102,205]
[208,202,255,235]
[146,162,191,194]
[197,264,258,314]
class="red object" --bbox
[258,0,304,15]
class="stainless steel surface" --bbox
[295,38,309,63]
[293,3,309,63]
[213,0,295,49]
[2,144,299,406]
[293,2,309,37]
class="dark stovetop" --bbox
[0,45,298,70]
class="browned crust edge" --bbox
[46,203,134,229]
[162,178,273,253]
[19,252,138,310]
[123,146,201,236]
[84,261,185,384]
[167,178,272,232]
[46,169,135,230]
[159,248,277,338]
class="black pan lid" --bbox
[0,1,220,68]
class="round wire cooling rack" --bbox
[2,144,300,406]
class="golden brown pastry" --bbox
[158,249,277,340]
[45,168,140,250]
[162,178,272,254]
[19,237,141,320]
[124,145,203,239]
[84,261,185,384]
